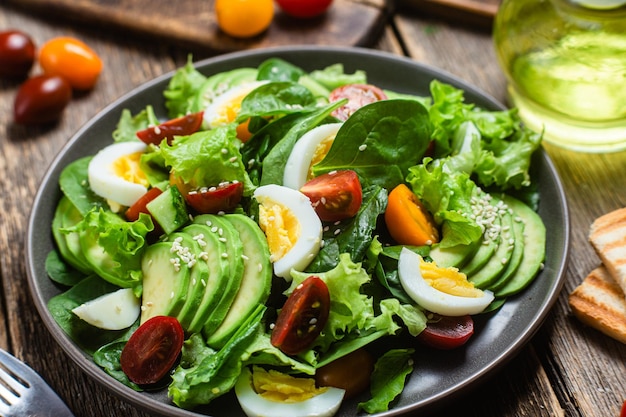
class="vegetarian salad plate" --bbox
[26,46,569,417]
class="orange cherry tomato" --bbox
[215,0,274,38]
[385,183,439,246]
[38,37,103,90]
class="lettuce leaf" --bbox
[164,56,207,118]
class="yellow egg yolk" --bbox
[307,134,336,180]
[258,202,301,262]
[251,366,327,403]
[214,93,247,125]
[112,151,149,188]
[420,258,484,298]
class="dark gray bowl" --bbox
[26,46,570,417]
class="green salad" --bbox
[46,57,545,417]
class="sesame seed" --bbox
[358,144,367,151]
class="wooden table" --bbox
[1,2,625,416]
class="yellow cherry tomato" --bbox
[215,0,274,38]
[38,37,103,90]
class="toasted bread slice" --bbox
[589,207,626,295]
[569,266,626,344]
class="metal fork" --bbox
[0,348,75,417]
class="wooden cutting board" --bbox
[6,0,389,52]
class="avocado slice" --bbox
[429,239,480,269]
[460,214,500,276]
[488,211,526,292]
[52,196,92,274]
[192,67,258,112]
[140,239,192,323]
[494,196,546,298]
[469,210,516,289]
[193,214,245,336]
[206,214,272,349]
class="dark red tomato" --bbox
[120,316,184,385]
[328,83,388,121]
[417,314,474,350]
[271,276,330,356]
[621,399,626,417]
[13,75,72,124]
[136,111,204,146]
[184,181,244,214]
[0,30,36,77]
[300,170,362,222]
[315,348,374,398]
[125,187,163,222]
[275,0,333,18]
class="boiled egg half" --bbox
[88,141,149,209]
[203,81,267,129]
[71,288,140,330]
[254,184,322,279]
[235,366,345,417]
[283,123,342,190]
[398,247,494,316]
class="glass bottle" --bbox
[493,0,626,152]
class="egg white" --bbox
[398,247,494,316]
[88,141,148,208]
[283,123,343,190]
[253,184,322,279]
[235,367,345,417]
[203,81,268,129]
[71,288,140,330]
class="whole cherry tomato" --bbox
[215,0,274,38]
[38,37,103,90]
[271,276,330,355]
[0,30,36,78]
[328,83,388,121]
[120,316,184,385]
[300,170,363,222]
[135,111,204,146]
[275,0,333,18]
[13,74,72,124]
[315,348,374,398]
[417,314,474,350]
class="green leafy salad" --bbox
[46,57,546,417]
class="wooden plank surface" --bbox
[398,0,500,29]
[5,0,389,51]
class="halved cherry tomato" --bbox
[328,83,388,121]
[136,111,204,146]
[38,37,103,90]
[315,348,374,398]
[215,0,274,38]
[417,314,474,350]
[183,181,244,214]
[13,74,72,124]
[385,183,439,246]
[0,30,36,78]
[120,316,184,385]
[276,0,333,18]
[125,187,163,222]
[300,170,362,222]
[271,276,330,356]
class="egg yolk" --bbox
[213,93,247,125]
[251,366,327,403]
[307,134,336,180]
[420,258,484,298]
[258,202,301,262]
[112,151,149,187]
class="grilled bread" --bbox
[589,207,626,295]
[569,266,626,344]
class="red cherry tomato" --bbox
[417,314,474,350]
[275,0,333,18]
[315,348,374,398]
[271,276,330,355]
[136,111,204,146]
[328,83,388,121]
[0,30,36,78]
[621,399,626,417]
[125,187,163,222]
[183,181,244,214]
[300,170,362,222]
[120,316,184,385]
[13,75,72,124]
[38,37,103,90]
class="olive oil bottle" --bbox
[494,0,626,152]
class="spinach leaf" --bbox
[93,326,141,391]
[257,58,305,82]
[237,81,318,122]
[312,99,432,190]
[45,250,86,287]
[59,157,105,216]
